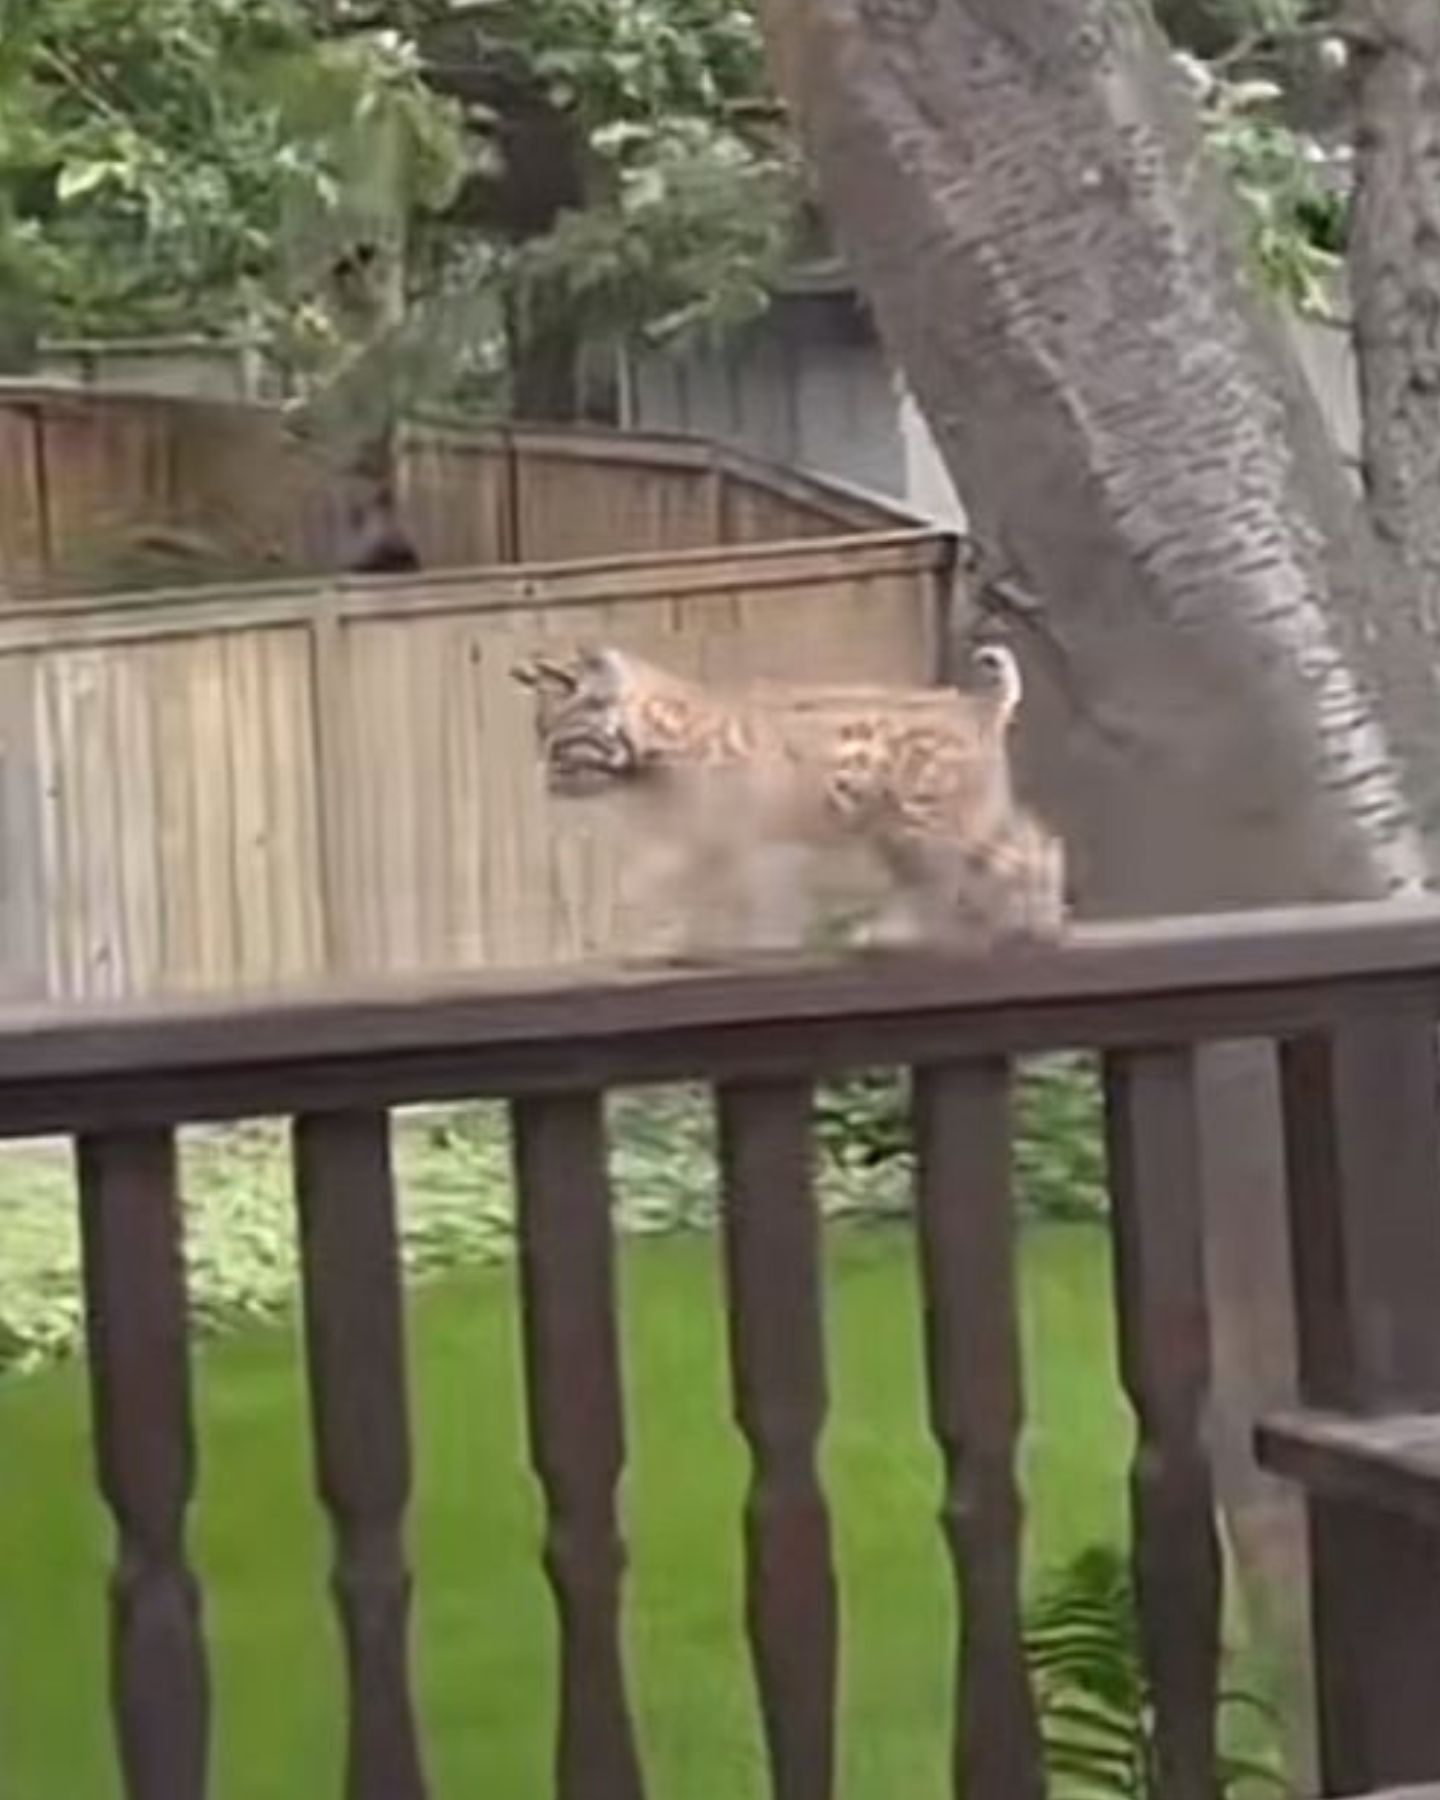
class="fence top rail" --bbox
[0,901,1436,1136]
[0,385,925,530]
[0,528,954,649]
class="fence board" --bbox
[0,404,46,591]
[397,431,513,568]
[149,640,204,990]
[193,634,240,989]
[274,630,329,978]
[40,396,175,587]
[36,650,84,995]
[515,446,716,562]
[721,476,842,547]
[437,616,490,964]
[717,1080,837,1800]
[51,626,326,997]
[70,649,127,997]
[0,651,47,997]
[78,1127,208,1800]
[110,648,165,998]
[164,402,346,577]
[912,1059,1045,1800]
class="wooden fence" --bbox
[0,527,955,1002]
[397,420,909,569]
[0,386,347,593]
[0,386,916,597]
[9,900,1440,1799]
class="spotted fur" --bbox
[511,643,1065,956]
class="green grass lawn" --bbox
[0,1221,1128,1800]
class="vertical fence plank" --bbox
[716,1081,836,1800]
[1103,1047,1221,1800]
[1279,1016,1440,1794]
[510,1093,646,1800]
[306,601,352,979]
[293,1111,427,1800]
[912,1060,1045,1800]
[78,1128,208,1800]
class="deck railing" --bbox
[14,899,1440,1800]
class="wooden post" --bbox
[1279,1014,1440,1794]
[1196,1041,1317,1791]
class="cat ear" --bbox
[971,643,1022,725]
[574,645,628,696]
[510,654,578,695]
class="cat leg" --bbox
[948,818,1068,946]
[732,839,819,952]
[615,833,697,959]
[853,828,960,949]
[859,817,1068,952]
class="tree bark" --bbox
[756,0,1440,914]
[1349,0,1440,618]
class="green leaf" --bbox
[55,158,114,200]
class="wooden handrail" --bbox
[0,901,1433,1136]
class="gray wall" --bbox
[41,296,1362,532]
[625,292,908,500]
[35,337,283,403]
[628,290,1362,531]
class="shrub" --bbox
[815,1055,1107,1221]
[1026,1543,1286,1799]
[0,1056,1109,1372]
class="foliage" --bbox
[0,1067,1108,1374]
[0,0,464,353]
[1026,1544,1286,1800]
[813,1069,913,1175]
[488,0,1350,357]
[311,0,804,423]
[1017,1058,1109,1221]
[814,1056,1108,1222]
[0,0,1352,406]
[512,116,798,348]
[1178,54,1345,313]
[1161,0,1349,314]
[431,0,1350,359]
[494,0,802,346]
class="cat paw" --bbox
[850,911,925,951]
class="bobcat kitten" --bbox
[512,642,1065,956]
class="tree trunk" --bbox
[756,0,1440,913]
[754,0,1440,1786]
[496,102,586,421]
[1349,0,1440,617]
[507,287,583,422]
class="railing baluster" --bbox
[78,1128,208,1800]
[716,1080,836,1800]
[912,1060,1044,1800]
[510,1092,646,1800]
[293,1110,427,1800]
[1103,1047,1221,1800]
